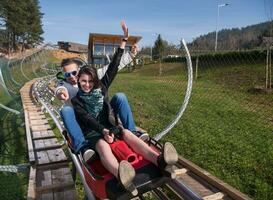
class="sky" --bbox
[40,0,271,47]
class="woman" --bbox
[71,21,178,195]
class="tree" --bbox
[0,0,44,53]
[139,46,152,57]
[178,39,184,52]
[152,34,165,60]
[188,21,272,51]
[4,0,28,51]
[152,34,166,76]
[24,0,44,48]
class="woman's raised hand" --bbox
[121,20,129,39]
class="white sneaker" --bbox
[82,149,95,162]
[133,130,149,141]
[163,142,178,165]
[139,132,149,141]
[118,160,138,196]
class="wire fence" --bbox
[41,46,273,200]
[113,47,273,200]
[0,47,59,200]
[0,45,272,199]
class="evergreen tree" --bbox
[4,0,28,51]
[0,0,43,53]
[178,39,184,52]
[24,0,44,48]
[152,34,165,60]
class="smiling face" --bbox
[78,73,94,93]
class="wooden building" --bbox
[57,41,88,53]
[88,33,142,67]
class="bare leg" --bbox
[122,129,159,165]
[95,138,137,195]
[95,139,119,177]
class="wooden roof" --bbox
[88,33,142,49]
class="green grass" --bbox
[0,51,60,200]
[43,57,273,199]
[0,108,28,200]
[2,52,272,199]
[109,62,273,200]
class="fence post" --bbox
[195,56,199,79]
[269,47,272,90]
[159,59,162,76]
[266,48,269,89]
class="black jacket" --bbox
[71,48,124,136]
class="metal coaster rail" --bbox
[29,67,250,200]
[17,43,251,200]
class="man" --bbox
[55,45,148,160]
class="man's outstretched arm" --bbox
[97,44,138,80]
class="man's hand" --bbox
[130,44,139,57]
[57,89,69,101]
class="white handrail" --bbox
[154,39,193,141]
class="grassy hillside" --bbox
[190,21,272,50]
[0,51,60,200]
[1,51,272,199]
[110,62,273,200]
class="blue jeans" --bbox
[60,93,136,152]
[60,106,86,153]
[110,92,136,132]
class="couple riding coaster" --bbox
[57,40,192,200]
[56,22,193,200]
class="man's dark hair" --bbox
[61,58,79,68]
[78,65,101,89]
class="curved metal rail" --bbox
[19,43,251,200]
[154,39,193,141]
[33,79,96,200]
[32,76,251,200]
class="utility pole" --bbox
[215,3,229,52]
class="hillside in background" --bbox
[190,21,272,51]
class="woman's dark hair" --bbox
[78,65,101,89]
